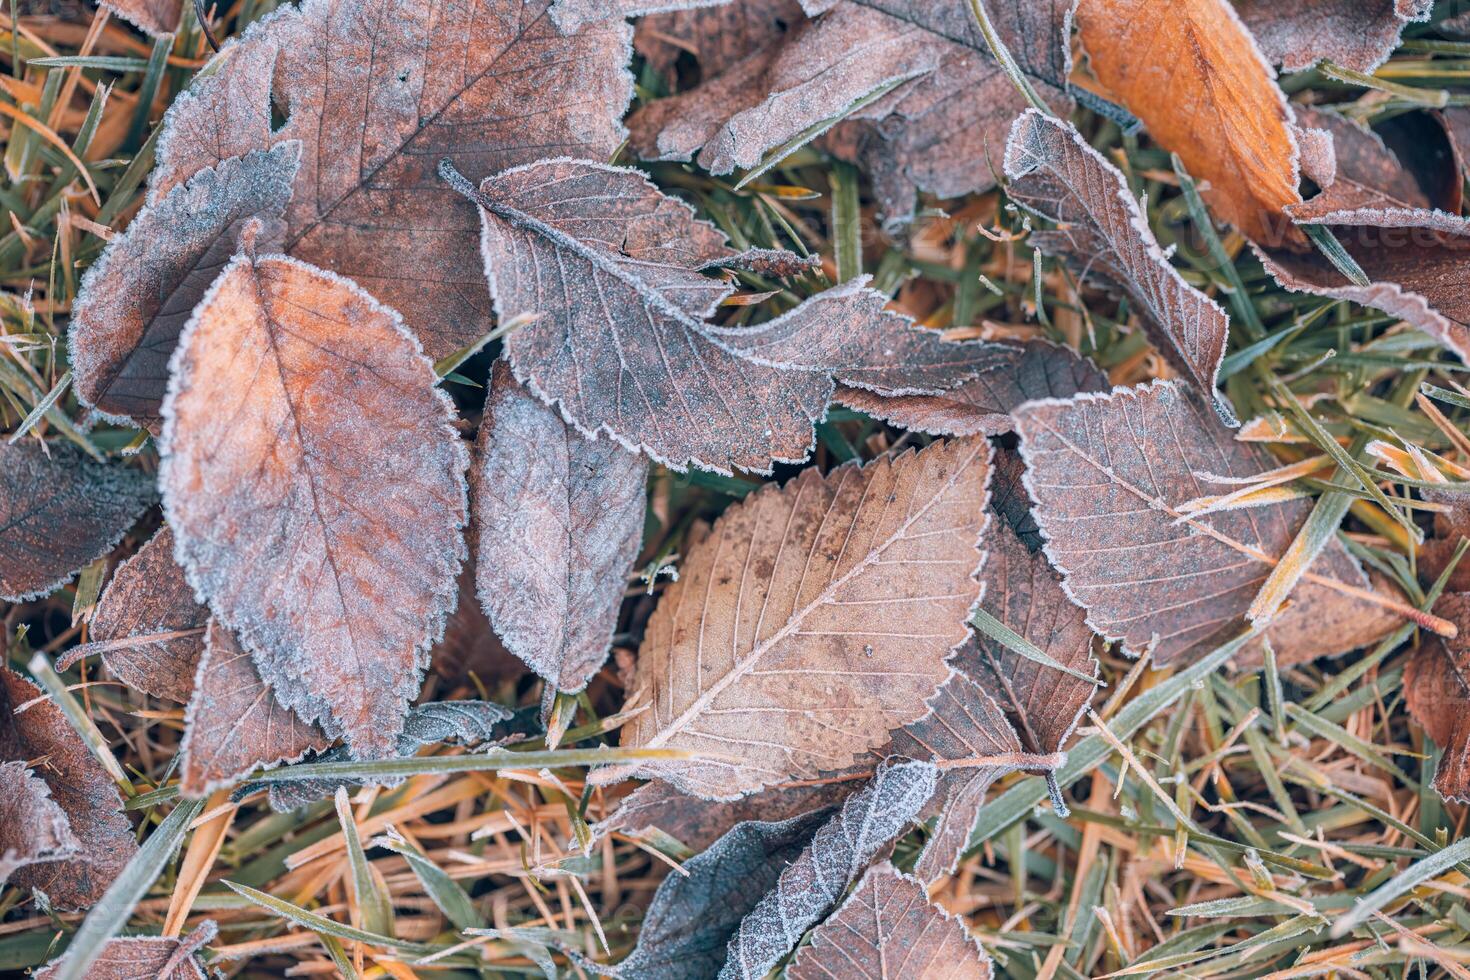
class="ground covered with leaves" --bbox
[7,0,1470,977]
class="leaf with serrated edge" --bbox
[1406,594,1470,803]
[455,157,997,474]
[160,251,468,759]
[1004,110,1236,424]
[0,442,155,603]
[787,861,992,979]
[1237,0,1432,73]
[1012,381,1388,667]
[474,360,647,692]
[0,761,79,890]
[596,436,991,799]
[35,921,216,980]
[97,0,182,35]
[146,0,632,365]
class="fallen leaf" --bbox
[474,360,647,692]
[1419,486,1470,594]
[71,144,300,427]
[180,621,331,799]
[450,157,997,473]
[632,0,806,85]
[721,759,938,980]
[837,339,1110,437]
[0,761,78,891]
[786,861,993,979]
[35,921,216,980]
[1405,594,1470,802]
[599,437,991,799]
[160,250,468,758]
[1,668,137,908]
[1012,381,1395,666]
[595,779,853,856]
[144,0,632,362]
[430,558,528,687]
[97,0,181,36]
[1075,0,1303,244]
[1004,110,1236,423]
[1236,0,1432,73]
[988,447,1045,552]
[0,442,155,603]
[1291,106,1433,213]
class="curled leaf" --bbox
[1237,0,1432,73]
[0,761,78,891]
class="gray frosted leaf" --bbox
[786,862,992,979]
[35,921,216,980]
[550,0,729,32]
[0,761,78,891]
[719,759,938,980]
[70,143,299,428]
[1237,0,1432,73]
[0,442,155,603]
[1004,109,1236,425]
[835,340,1110,436]
[474,361,647,692]
[455,158,987,474]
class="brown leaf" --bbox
[71,145,299,427]
[97,0,181,35]
[1236,0,1432,73]
[1012,381,1392,666]
[36,921,215,980]
[599,437,990,799]
[1406,595,1470,802]
[627,0,1074,222]
[180,621,331,799]
[989,447,1044,552]
[0,442,155,603]
[837,340,1109,437]
[596,779,853,856]
[1075,0,1303,244]
[633,0,806,85]
[430,560,527,687]
[786,861,992,979]
[473,360,647,692]
[1004,110,1236,423]
[160,251,468,758]
[1,668,137,908]
[0,761,78,891]
[143,0,632,363]
[449,157,1000,474]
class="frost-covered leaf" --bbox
[145,0,632,362]
[1237,0,1432,73]
[0,668,136,908]
[180,621,331,799]
[0,761,78,891]
[720,759,938,980]
[1075,0,1303,244]
[786,861,992,979]
[627,0,1074,222]
[451,157,997,473]
[633,0,806,85]
[474,361,647,692]
[1012,381,1392,666]
[1004,110,1236,423]
[551,0,729,32]
[97,0,182,36]
[0,442,154,603]
[837,340,1109,437]
[1406,594,1470,803]
[989,447,1044,552]
[160,251,468,759]
[71,145,300,427]
[599,437,991,799]
[35,921,215,980]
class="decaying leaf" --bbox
[160,251,468,759]
[786,861,992,979]
[836,340,1110,437]
[35,921,216,980]
[450,157,998,473]
[988,447,1044,552]
[627,0,1074,222]
[180,621,331,799]
[721,760,938,980]
[1012,381,1393,666]
[474,361,647,692]
[633,0,806,84]
[1075,0,1303,244]
[595,779,853,856]
[145,0,632,362]
[1,668,137,908]
[1237,0,1433,73]
[0,762,78,891]
[1406,594,1470,802]
[0,442,155,603]
[97,0,182,36]
[71,144,300,427]
[600,437,991,799]
[1004,110,1236,423]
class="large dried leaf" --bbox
[0,442,155,603]
[474,361,647,692]
[601,437,991,799]
[1012,381,1390,666]
[145,0,632,363]
[595,779,853,856]
[35,922,215,980]
[633,0,806,85]
[160,252,468,758]
[1406,594,1470,803]
[1004,110,1236,423]
[180,621,331,798]
[1075,0,1303,244]
[1237,0,1432,73]
[1,668,137,908]
[71,145,300,427]
[786,861,992,979]
[0,761,78,890]
[721,759,938,980]
[454,157,999,474]
[627,0,1074,222]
